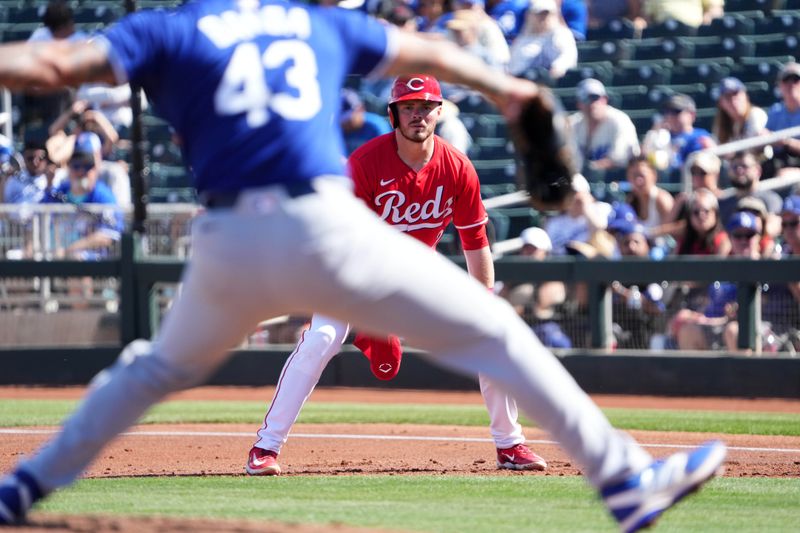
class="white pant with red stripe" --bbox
[253,313,525,454]
[19,178,652,492]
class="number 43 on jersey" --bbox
[215,40,322,127]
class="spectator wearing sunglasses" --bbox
[673,187,730,257]
[764,62,800,178]
[2,134,60,204]
[568,79,640,175]
[42,132,122,259]
[670,212,761,352]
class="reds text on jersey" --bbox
[349,133,488,250]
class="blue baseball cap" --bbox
[726,211,758,233]
[72,132,102,158]
[718,76,745,95]
[782,195,800,216]
[607,202,639,233]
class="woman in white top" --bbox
[508,0,578,79]
[625,155,674,233]
[712,77,768,146]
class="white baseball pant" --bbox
[253,313,525,453]
[20,178,652,492]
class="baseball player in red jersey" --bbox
[247,75,546,476]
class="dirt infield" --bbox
[1,386,799,532]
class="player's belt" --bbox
[200,181,317,209]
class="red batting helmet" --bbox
[388,75,443,105]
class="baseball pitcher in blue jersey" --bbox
[0,2,726,532]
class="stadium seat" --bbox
[631,37,693,62]
[6,6,45,24]
[72,6,121,25]
[670,61,731,86]
[725,0,772,13]
[577,39,634,63]
[655,82,715,109]
[697,13,756,36]
[555,62,614,88]
[754,12,800,34]
[470,137,513,160]
[748,34,800,58]
[586,18,637,41]
[612,85,657,111]
[491,207,542,239]
[472,159,517,185]
[626,109,658,138]
[733,56,793,83]
[486,211,511,242]
[611,60,672,87]
[688,35,755,60]
[641,18,698,38]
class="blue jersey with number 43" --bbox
[99,0,395,193]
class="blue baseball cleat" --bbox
[601,440,727,533]
[0,469,44,525]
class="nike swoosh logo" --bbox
[501,454,516,462]
[380,178,395,186]
[251,455,270,466]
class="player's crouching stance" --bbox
[0,1,725,532]
[246,75,546,476]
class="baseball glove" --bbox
[508,86,577,212]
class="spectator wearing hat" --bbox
[508,0,577,79]
[607,221,668,349]
[519,226,552,259]
[568,79,640,175]
[780,195,800,256]
[660,94,716,175]
[3,134,60,204]
[733,196,779,258]
[764,62,800,178]
[671,211,762,352]
[712,77,767,148]
[718,151,783,236]
[42,132,123,259]
[544,173,612,255]
[340,88,392,156]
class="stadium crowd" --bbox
[0,0,799,353]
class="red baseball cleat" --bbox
[245,446,281,476]
[496,443,547,471]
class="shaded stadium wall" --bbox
[1,347,799,398]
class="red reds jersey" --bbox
[348,133,489,250]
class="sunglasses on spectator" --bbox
[691,207,714,216]
[731,231,758,241]
[731,162,754,170]
[783,219,800,229]
[781,74,800,84]
[68,159,95,172]
[662,108,683,115]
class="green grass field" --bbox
[2,397,799,532]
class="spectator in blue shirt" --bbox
[661,94,715,175]
[764,62,800,179]
[42,132,122,259]
[340,88,392,156]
